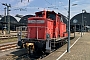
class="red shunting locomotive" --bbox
[17,10,68,54]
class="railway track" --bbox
[0,42,17,52]
[0,42,66,60]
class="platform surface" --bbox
[41,32,90,60]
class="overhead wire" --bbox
[44,0,52,5]
[43,0,65,14]
[44,0,68,11]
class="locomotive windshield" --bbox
[46,11,56,20]
[37,13,43,17]
[36,12,43,17]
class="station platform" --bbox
[41,32,90,60]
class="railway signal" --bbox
[2,3,11,34]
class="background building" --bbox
[0,15,18,31]
[70,12,90,32]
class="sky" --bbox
[0,0,90,19]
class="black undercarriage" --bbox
[18,38,67,58]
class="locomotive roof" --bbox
[35,10,56,14]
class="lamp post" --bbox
[2,3,11,34]
[67,2,77,52]
[67,0,70,52]
[81,9,86,37]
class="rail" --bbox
[0,42,17,52]
[0,35,17,39]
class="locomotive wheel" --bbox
[28,45,34,57]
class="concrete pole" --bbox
[7,6,10,34]
[4,7,6,27]
[6,4,11,34]
[4,7,7,35]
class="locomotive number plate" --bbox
[28,20,45,23]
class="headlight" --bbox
[17,32,21,36]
